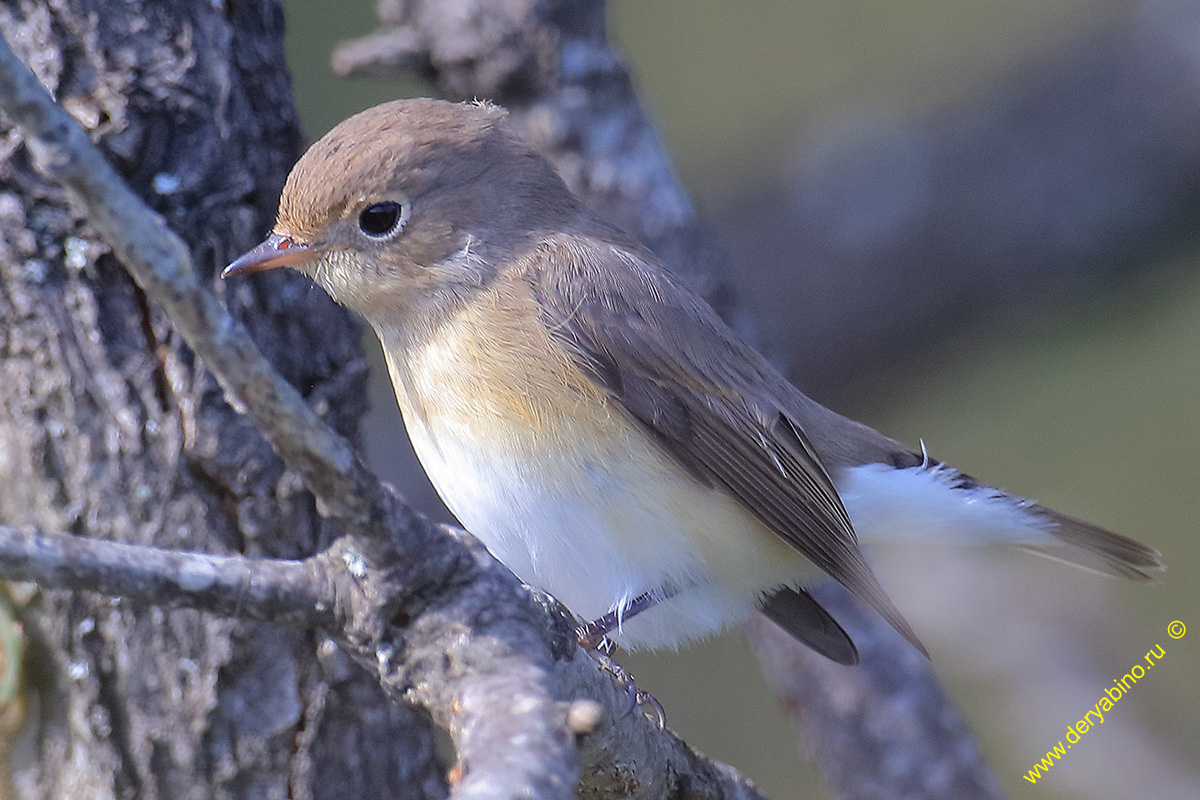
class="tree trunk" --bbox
[0,2,442,798]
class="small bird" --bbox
[224,98,1162,663]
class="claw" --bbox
[587,648,640,717]
[574,589,675,727]
[581,645,667,727]
[635,690,666,729]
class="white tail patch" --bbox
[835,463,1055,546]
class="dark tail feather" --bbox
[759,587,859,665]
[1023,506,1165,580]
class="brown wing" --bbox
[527,233,926,657]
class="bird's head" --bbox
[223,98,579,324]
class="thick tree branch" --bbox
[0,10,411,543]
[0,518,767,800]
[0,3,425,795]
[0,28,769,800]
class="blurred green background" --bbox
[282,1,1199,798]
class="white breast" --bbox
[379,328,815,650]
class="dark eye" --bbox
[358,201,405,239]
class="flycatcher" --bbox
[224,99,1162,663]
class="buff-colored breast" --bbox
[373,275,817,648]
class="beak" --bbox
[221,233,319,278]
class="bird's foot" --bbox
[576,630,665,729]
[575,623,616,653]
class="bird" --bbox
[223,98,1163,664]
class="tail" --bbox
[835,462,1165,579]
[1023,506,1164,580]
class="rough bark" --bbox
[0,7,780,798]
[0,2,441,798]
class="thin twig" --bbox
[0,524,331,627]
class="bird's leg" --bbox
[575,589,667,649]
[575,585,679,728]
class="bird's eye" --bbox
[358,201,406,239]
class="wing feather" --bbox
[527,234,926,656]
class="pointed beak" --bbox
[221,233,319,278]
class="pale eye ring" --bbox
[358,201,407,240]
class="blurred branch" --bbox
[721,0,1200,397]
[334,1,1006,797]
[747,585,1005,800]
[0,25,769,800]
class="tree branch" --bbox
[719,0,1200,398]
[747,584,1006,800]
[0,3,408,542]
[0,27,770,800]
[0,524,330,627]
[0,517,767,800]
